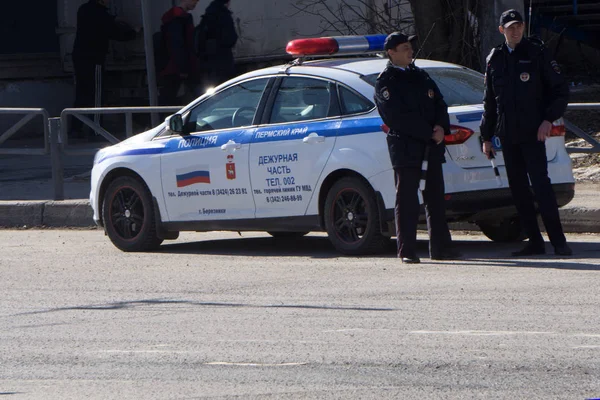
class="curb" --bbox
[0,200,599,233]
[0,200,94,228]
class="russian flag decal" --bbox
[176,166,211,187]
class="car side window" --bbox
[186,78,269,133]
[338,85,374,115]
[269,77,340,124]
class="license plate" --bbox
[492,136,502,151]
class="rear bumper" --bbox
[383,183,576,224]
[445,183,575,221]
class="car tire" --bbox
[102,176,163,252]
[267,231,309,239]
[477,217,527,243]
[324,177,387,255]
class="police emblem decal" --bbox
[226,154,236,180]
[382,87,390,100]
[520,72,530,82]
[428,89,435,99]
[510,12,515,17]
[551,60,561,74]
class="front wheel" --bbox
[323,177,387,255]
[477,217,527,243]
[102,176,163,252]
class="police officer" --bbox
[480,9,572,257]
[374,32,461,264]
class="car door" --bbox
[249,76,341,218]
[160,77,271,222]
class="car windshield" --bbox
[362,67,485,107]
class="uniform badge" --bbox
[520,72,530,82]
[427,89,435,99]
[551,60,561,74]
[226,154,236,180]
[381,87,390,100]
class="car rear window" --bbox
[362,67,485,107]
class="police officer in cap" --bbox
[374,32,461,264]
[480,9,572,256]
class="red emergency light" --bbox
[286,38,339,56]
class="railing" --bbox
[565,103,600,154]
[0,108,50,155]
[59,106,181,154]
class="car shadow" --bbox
[158,234,600,269]
[158,235,382,259]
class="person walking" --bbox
[72,0,136,140]
[480,9,572,257]
[159,0,200,106]
[374,32,462,264]
[196,0,238,89]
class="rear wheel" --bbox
[324,177,387,255]
[102,176,163,252]
[477,217,527,243]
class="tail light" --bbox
[380,123,390,134]
[549,118,566,136]
[445,125,474,145]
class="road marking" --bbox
[409,330,555,336]
[204,362,308,367]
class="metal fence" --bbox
[1,103,599,201]
[0,108,50,155]
[565,103,600,154]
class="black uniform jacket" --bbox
[72,0,136,65]
[374,62,450,169]
[200,1,238,71]
[480,37,569,144]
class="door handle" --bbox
[221,140,242,151]
[302,132,326,144]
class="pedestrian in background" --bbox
[374,32,462,264]
[159,0,200,106]
[72,0,136,140]
[480,9,572,257]
[195,0,238,89]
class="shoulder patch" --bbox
[550,60,561,74]
[381,87,390,100]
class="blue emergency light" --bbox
[286,34,387,56]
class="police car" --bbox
[90,34,575,255]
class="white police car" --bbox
[90,34,575,254]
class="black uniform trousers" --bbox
[501,139,567,248]
[394,157,452,258]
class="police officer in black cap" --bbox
[480,9,572,257]
[374,32,461,264]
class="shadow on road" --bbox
[157,234,600,269]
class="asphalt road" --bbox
[1,230,599,399]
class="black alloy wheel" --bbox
[102,176,163,252]
[324,177,387,255]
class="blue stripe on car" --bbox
[456,112,483,123]
[97,117,384,163]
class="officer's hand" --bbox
[537,120,552,142]
[482,141,495,159]
[432,125,445,144]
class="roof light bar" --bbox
[286,34,387,57]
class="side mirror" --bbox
[166,114,184,135]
